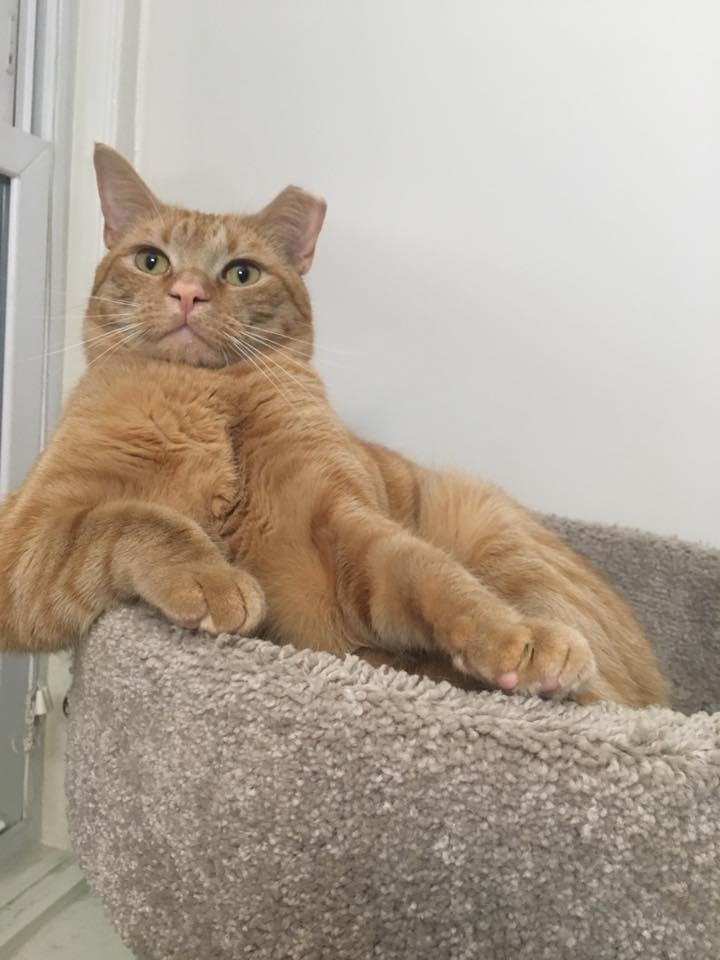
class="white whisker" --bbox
[244,341,321,412]
[87,295,134,306]
[236,330,324,393]
[23,323,145,363]
[238,327,313,364]
[225,334,297,411]
[245,325,354,357]
[241,326,348,370]
[240,334,310,371]
[85,326,145,368]
[238,331,321,397]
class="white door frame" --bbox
[0,124,52,495]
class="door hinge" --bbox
[23,685,52,752]
[32,685,52,718]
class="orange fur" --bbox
[0,145,668,708]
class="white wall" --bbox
[129,1,720,545]
[62,0,141,395]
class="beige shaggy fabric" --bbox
[66,517,720,960]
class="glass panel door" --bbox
[0,119,52,859]
[0,0,32,847]
[0,173,28,839]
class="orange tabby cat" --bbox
[0,144,667,707]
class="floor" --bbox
[11,888,134,959]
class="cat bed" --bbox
[65,516,720,960]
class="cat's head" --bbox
[87,144,326,368]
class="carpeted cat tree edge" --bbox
[65,517,720,960]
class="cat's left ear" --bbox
[94,143,164,248]
[256,186,326,275]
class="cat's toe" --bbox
[144,562,266,636]
[195,566,266,636]
[511,620,597,698]
[450,617,596,700]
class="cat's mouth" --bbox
[147,319,223,367]
[160,321,211,348]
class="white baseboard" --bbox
[0,847,85,958]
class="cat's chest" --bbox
[90,360,319,546]
[122,381,245,527]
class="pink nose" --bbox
[169,280,208,317]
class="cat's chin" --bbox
[144,328,225,368]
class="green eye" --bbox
[135,248,170,275]
[223,260,261,286]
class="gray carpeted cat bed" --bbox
[65,517,720,960]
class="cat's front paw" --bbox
[142,562,266,636]
[448,618,597,699]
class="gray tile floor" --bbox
[12,891,134,959]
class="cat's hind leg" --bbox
[413,469,667,706]
[320,497,597,701]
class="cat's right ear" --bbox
[93,143,163,248]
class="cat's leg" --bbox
[0,499,265,653]
[321,500,597,699]
[412,470,668,706]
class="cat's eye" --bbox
[134,248,170,275]
[222,260,261,287]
